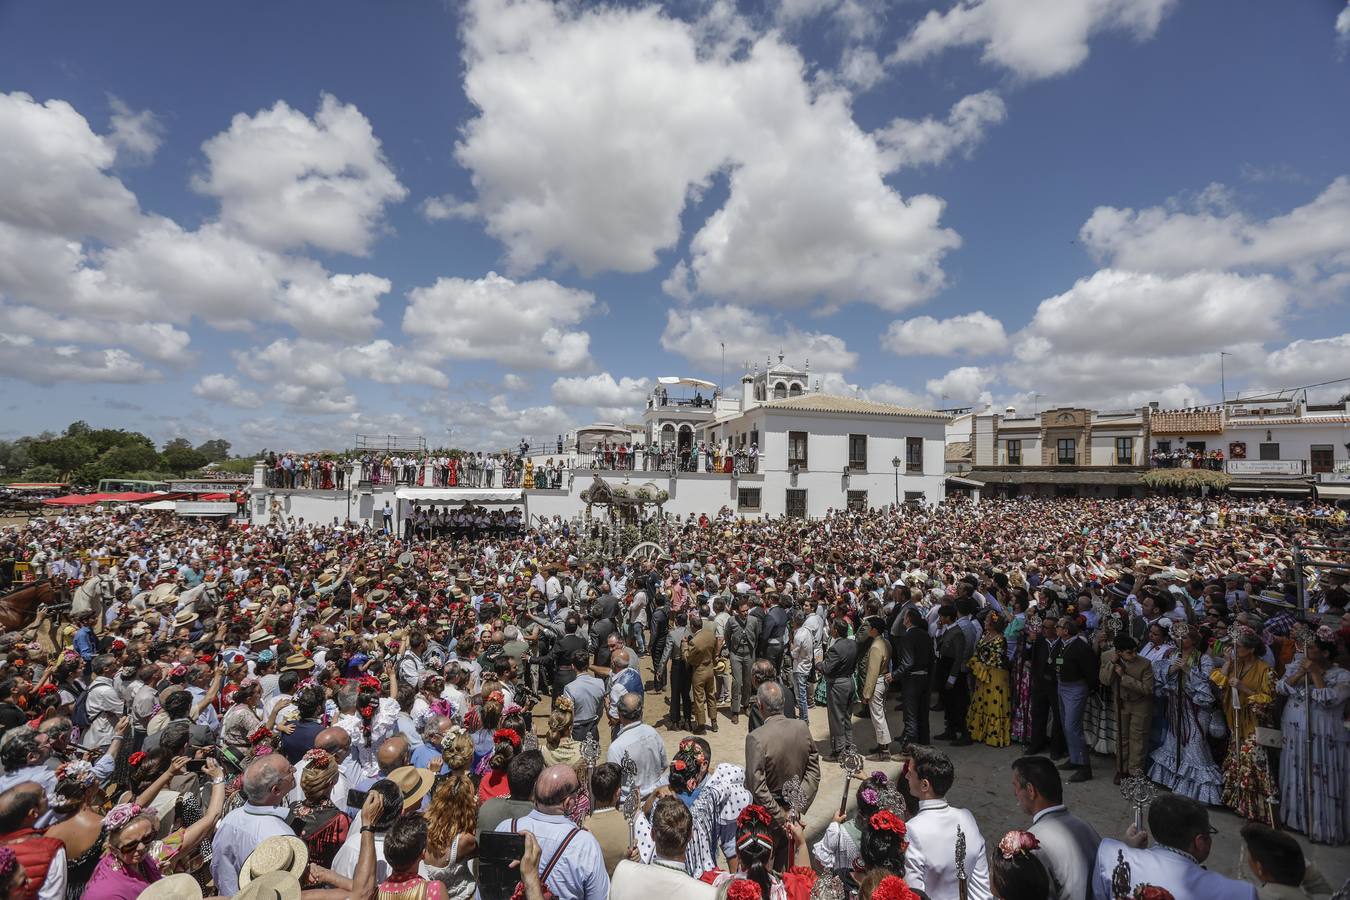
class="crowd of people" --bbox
[0,494,1344,900]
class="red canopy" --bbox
[43,492,162,506]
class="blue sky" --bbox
[1,0,1347,454]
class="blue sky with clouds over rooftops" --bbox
[0,0,1348,454]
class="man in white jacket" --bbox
[903,746,993,900]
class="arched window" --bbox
[788,382,803,396]
[773,381,787,399]
[755,383,765,401]
[660,423,675,449]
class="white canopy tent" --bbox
[657,376,716,388]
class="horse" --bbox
[0,579,63,633]
[70,571,116,631]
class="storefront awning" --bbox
[394,488,523,503]
[1229,484,1311,494]
[945,475,984,488]
[1314,484,1350,499]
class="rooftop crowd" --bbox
[0,494,1344,900]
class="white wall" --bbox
[1222,420,1350,472]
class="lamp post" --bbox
[891,456,901,508]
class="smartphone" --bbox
[185,759,207,773]
[478,832,526,900]
[346,788,368,810]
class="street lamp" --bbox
[891,456,901,507]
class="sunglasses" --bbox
[116,837,151,852]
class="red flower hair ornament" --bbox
[493,728,521,749]
[870,876,919,900]
[727,881,762,900]
[869,810,908,849]
[127,751,147,767]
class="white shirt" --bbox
[606,722,669,799]
[211,803,295,896]
[497,810,610,900]
[904,799,993,900]
[1091,839,1256,900]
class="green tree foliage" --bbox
[195,439,231,463]
[101,443,163,473]
[18,464,60,482]
[161,444,209,475]
[28,436,95,474]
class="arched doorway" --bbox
[678,424,694,456]
[660,423,676,449]
[773,381,787,399]
[788,382,802,396]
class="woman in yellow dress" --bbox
[1210,626,1276,824]
[968,611,1012,747]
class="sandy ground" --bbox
[553,654,1348,889]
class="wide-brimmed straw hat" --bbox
[239,835,308,887]
[386,765,436,811]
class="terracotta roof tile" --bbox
[1150,410,1222,434]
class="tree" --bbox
[28,437,95,475]
[161,445,208,475]
[162,437,193,452]
[101,443,163,474]
[195,439,232,463]
[18,464,60,482]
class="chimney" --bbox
[741,373,755,411]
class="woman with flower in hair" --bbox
[477,726,520,802]
[219,676,263,763]
[856,807,911,892]
[989,830,1049,900]
[288,748,351,868]
[856,873,924,900]
[0,848,29,899]
[968,612,1011,748]
[44,760,111,898]
[1148,622,1222,806]
[423,729,479,900]
[813,772,888,876]
[472,698,503,770]
[541,695,581,769]
[1276,626,1350,844]
[84,791,213,900]
[700,805,814,900]
[1211,626,1276,824]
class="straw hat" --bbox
[281,653,314,672]
[271,585,292,601]
[239,834,309,886]
[138,873,203,900]
[173,610,199,628]
[248,628,271,645]
[317,571,337,587]
[386,765,436,811]
[318,607,341,625]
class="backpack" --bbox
[71,687,93,730]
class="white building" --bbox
[248,358,951,526]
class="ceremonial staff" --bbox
[1120,770,1157,834]
[1292,622,1314,835]
[1105,614,1124,781]
[955,824,968,900]
[581,735,599,814]
[620,752,640,847]
[782,775,809,862]
[837,749,864,817]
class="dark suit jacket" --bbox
[745,713,821,826]
[821,637,857,680]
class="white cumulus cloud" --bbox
[661,306,858,372]
[403,271,594,371]
[1080,176,1350,276]
[877,91,1006,169]
[457,0,959,311]
[891,0,1177,81]
[107,96,163,165]
[193,93,407,256]
[882,311,1007,357]
[193,373,263,408]
[551,372,652,409]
